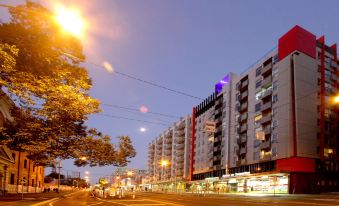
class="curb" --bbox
[29,197,60,206]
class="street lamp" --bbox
[54,5,87,38]
[334,95,339,104]
[127,171,133,177]
[80,156,87,161]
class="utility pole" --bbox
[58,160,62,193]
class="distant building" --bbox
[148,116,191,190]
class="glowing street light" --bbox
[140,127,146,132]
[85,171,89,175]
[54,5,87,38]
[80,156,87,161]
[334,95,339,104]
[127,171,133,177]
[161,160,169,167]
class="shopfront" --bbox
[222,173,289,194]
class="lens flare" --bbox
[103,61,114,73]
[139,106,148,113]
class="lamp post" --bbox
[57,160,62,193]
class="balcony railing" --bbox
[239,102,248,112]
[262,63,272,75]
[238,113,248,123]
[261,101,272,112]
[237,124,247,134]
[241,91,248,100]
[260,114,272,125]
[261,89,272,100]
[260,154,271,162]
[260,140,271,150]
[263,126,271,135]
[261,75,272,88]
[240,146,247,155]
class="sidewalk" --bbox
[0,190,76,202]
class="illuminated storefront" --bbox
[221,173,289,193]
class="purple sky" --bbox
[1,0,339,183]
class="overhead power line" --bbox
[98,113,168,126]
[102,103,180,119]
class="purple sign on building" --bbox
[215,74,230,94]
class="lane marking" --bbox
[88,202,104,206]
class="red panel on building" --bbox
[276,157,315,173]
[278,25,316,61]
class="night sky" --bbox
[1,0,339,183]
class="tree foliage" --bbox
[0,1,135,166]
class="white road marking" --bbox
[88,202,104,206]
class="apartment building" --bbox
[148,25,338,194]
[148,116,191,190]
[191,73,239,181]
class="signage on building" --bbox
[204,121,216,133]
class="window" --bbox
[273,54,279,64]
[24,159,27,169]
[272,107,277,117]
[32,179,35,187]
[12,153,16,161]
[272,66,278,79]
[272,147,277,157]
[254,114,262,126]
[272,120,278,130]
[10,174,15,184]
[254,151,259,160]
[255,103,261,112]
[272,133,278,143]
[255,66,262,76]
[273,81,278,91]
[33,166,35,172]
[255,80,262,89]
[272,94,278,104]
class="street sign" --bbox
[204,121,216,133]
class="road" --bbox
[1,191,339,206]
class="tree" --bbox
[0,1,136,166]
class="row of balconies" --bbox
[261,101,272,112]
[260,114,272,125]
[237,135,247,144]
[262,75,272,89]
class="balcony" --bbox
[262,63,272,76]
[214,146,221,152]
[213,155,221,161]
[260,140,271,150]
[261,89,272,100]
[237,135,247,144]
[239,102,248,112]
[260,114,272,125]
[238,113,248,123]
[261,102,272,112]
[261,75,272,88]
[240,146,247,155]
[237,124,248,134]
[260,154,271,162]
[175,143,184,150]
[237,79,249,91]
[236,160,241,166]
[263,126,271,135]
[240,91,248,100]
[175,137,185,144]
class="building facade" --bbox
[147,25,338,194]
[0,91,45,194]
[148,116,191,191]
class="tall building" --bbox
[147,25,338,194]
[148,116,191,190]
[190,25,339,194]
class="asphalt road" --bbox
[1,191,339,206]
